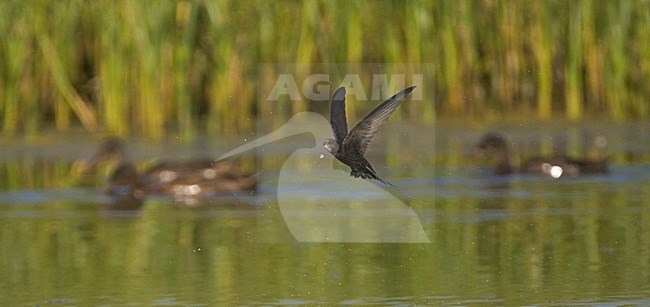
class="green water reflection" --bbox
[2,124,650,305]
[2,184,650,305]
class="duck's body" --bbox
[108,161,256,198]
[80,137,257,199]
[475,133,608,177]
[520,156,607,177]
[138,159,255,195]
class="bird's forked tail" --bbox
[351,166,395,187]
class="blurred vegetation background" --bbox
[0,0,649,139]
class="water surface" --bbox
[1,121,650,305]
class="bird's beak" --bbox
[216,112,331,161]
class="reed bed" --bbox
[0,0,648,138]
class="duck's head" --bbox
[90,137,126,165]
[72,136,127,183]
[476,133,509,154]
[473,132,513,174]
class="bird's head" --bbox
[216,112,331,162]
[72,136,127,182]
[323,138,339,154]
[475,133,509,155]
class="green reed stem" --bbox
[604,0,631,121]
[532,1,552,119]
[0,1,649,138]
[565,1,584,120]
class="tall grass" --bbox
[0,0,649,138]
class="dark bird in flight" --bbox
[323,85,416,186]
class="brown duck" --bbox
[78,137,257,198]
[475,132,608,177]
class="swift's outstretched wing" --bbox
[329,87,349,146]
[343,86,416,155]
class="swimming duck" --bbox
[79,137,257,198]
[475,132,608,178]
